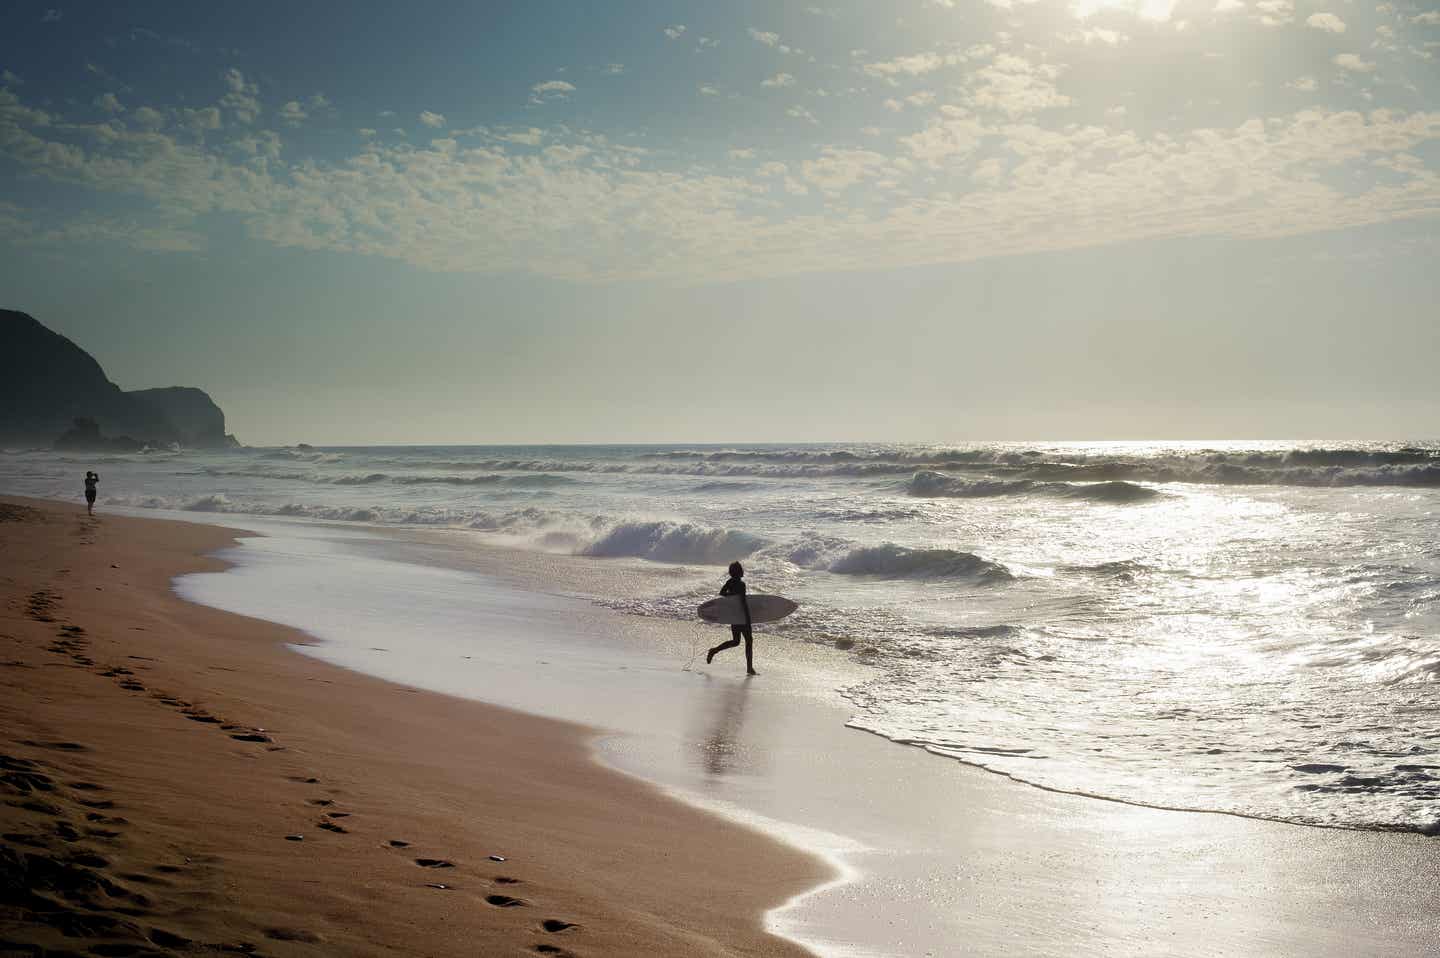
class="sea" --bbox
[4,440,1438,836]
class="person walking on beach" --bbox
[707,561,757,675]
[83,471,98,515]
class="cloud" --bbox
[220,68,261,124]
[1253,0,1293,26]
[2,70,21,86]
[132,105,164,129]
[1412,12,1440,25]
[663,24,686,39]
[93,93,124,114]
[801,148,890,194]
[786,105,818,124]
[749,28,781,47]
[1306,13,1347,33]
[1287,75,1319,92]
[699,84,720,96]
[419,110,446,128]
[529,80,576,105]
[964,55,1071,118]
[1333,53,1375,72]
[3,84,1439,287]
[862,51,957,79]
[602,63,625,75]
[728,148,756,160]
[1213,0,1245,13]
[762,72,796,88]
[277,100,308,126]
[697,37,719,49]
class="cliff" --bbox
[0,309,239,449]
[127,387,238,449]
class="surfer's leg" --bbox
[743,626,756,675]
[707,629,742,664]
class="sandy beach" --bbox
[0,497,825,956]
[5,495,1440,958]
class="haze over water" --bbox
[5,439,1438,834]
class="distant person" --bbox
[707,561,757,675]
[83,471,98,515]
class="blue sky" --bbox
[1,0,1437,443]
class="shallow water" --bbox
[5,440,1439,833]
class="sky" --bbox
[1,0,1437,444]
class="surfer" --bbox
[83,471,98,516]
[706,561,757,675]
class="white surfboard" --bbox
[697,594,798,625]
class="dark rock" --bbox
[0,309,240,449]
[126,387,240,449]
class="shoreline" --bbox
[7,495,1440,956]
[0,496,828,956]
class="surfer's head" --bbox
[728,561,744,578]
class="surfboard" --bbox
[697,594,798,625]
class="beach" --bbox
[0,497,824,956]
[3,494,1440,957]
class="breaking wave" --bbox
[907,471,1162,503]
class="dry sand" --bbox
[0,497,827,957]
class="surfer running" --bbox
[706,561,757,675]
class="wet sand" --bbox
[0,497,826,956]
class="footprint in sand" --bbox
[534,945,575,956]
[541,919,579,933]
[387,840,411,848]
[264,927,322,944]
[414,858,454,869]
[494,876,522,884]
[317,821,348,834]
[485,895,527,908]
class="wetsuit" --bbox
[707,575,755,672]
[84,474,97,512]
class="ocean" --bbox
[4,440,1438,835]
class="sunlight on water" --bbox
[4,439,1438,833]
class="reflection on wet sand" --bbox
[693,676,758,780]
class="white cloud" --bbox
[749,28,781,47]
[697,37,719,49]
[358,128,376,138]
[529,80,576,105]
[3,85,1439,287]
[1214,0,1245,13]
[132,105,164,129]
[1254,0,1293,26]
[786,105,818,124]
[419,110,446,128]
[663,24,686,39]
[1333,53,1375,71]
[1306,13,1347,33]
[699,84,720,96]
[501,128,544,145]
[762,72,796,88]
[94,93,124,114]
[862,51,957,79]
[1412,12,1440,25]
[277,100,308,126]
[801,148,890,194]
[883,98,904,112]
[965,55,1071,118]
[728,148,756,160]
[602,63,625,75]
[1287,75,1319,92]
[219,68,261,124]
